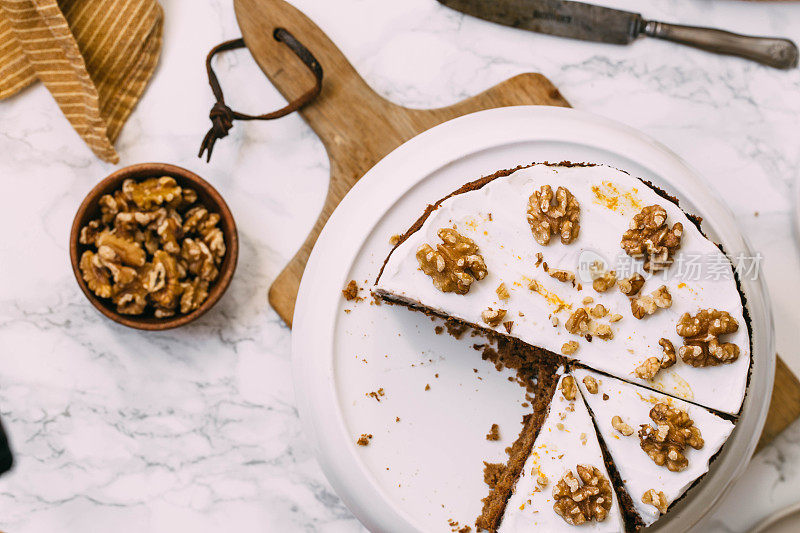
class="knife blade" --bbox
[438,0,642,45]
[437,0,799,69]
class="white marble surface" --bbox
[0,0,799,531]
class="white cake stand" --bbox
[292,106,775,532]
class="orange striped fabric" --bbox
[0,0,163,163]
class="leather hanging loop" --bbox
[198,29,324,162]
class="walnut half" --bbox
[638,403,703,472]
[416,228,487,294]
[527,185,581,245]
[642,489,669,515]
[552,465,613,525]
[676,309,740,367]
[621,205,683,271]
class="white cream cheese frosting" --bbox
[375,164,750,415]
[500,372,625,532]
[571,367,735,527]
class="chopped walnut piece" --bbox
[582,376,598,394]
[676,309,740,367]
[642,489,669,515]
[342,280,359,301]
[95,231,146,267]
[98,191,130,224]
[630,285,672,319]
[638,403,704,472]
[79,219,102,246]
[496,282,510,300]
[156,213,184,256]
[565,308,590,335]
[592,323,614,341]
[552,465,613,525]
[549,268,575,283]
[635,358,661,380]
[612,415,634,436]
[561,341,579,355]
[416,228,487,294]
[527,185,581,245]
[148,251,182,311]
[589,304,608,319]
[79,251,112,298]
[561,376,578,400]
[181,238,218,282]
[95,244,138,286]
[621,205,683,271]
[179,278,209,314]
[636,339,678,380]
[122,176,182,210]
[618,273,645,296]
[659,338,677,369]
[592,271,617,293]
[113,285,148,315]
[482,308,507,327]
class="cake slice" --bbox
[572,367,735,528]
[492,372,626,532]
[375,163,750,415]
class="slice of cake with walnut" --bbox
[490,372,628,532]
[572,367,735,528]
[374,163,750,416]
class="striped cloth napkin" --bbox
[0,0,163,163]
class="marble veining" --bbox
[0,0,799,531]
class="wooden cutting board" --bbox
[233,0,799,452]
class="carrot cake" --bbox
[372,162,751,530]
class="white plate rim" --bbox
[291,105,775,533]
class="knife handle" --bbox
[643,21,798,70]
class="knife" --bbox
[437,0,798,69]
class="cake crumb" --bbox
[342,280,360,301]
[603,393,610,401]
[357,434,372,446]
[389,234,402,245]
[395,417,400,422]
[486,423,501,441]
[434,325,444,334]
[425,384,431,391]
[445,320,469,339]
[366,388,385,402]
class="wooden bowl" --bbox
[69,163,239,330]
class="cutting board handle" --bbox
[233,0,404,159]
[234,0,569,325]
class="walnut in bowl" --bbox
[70,163,238,330]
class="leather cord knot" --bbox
[200,102,234,158]
[198,30,324,162]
